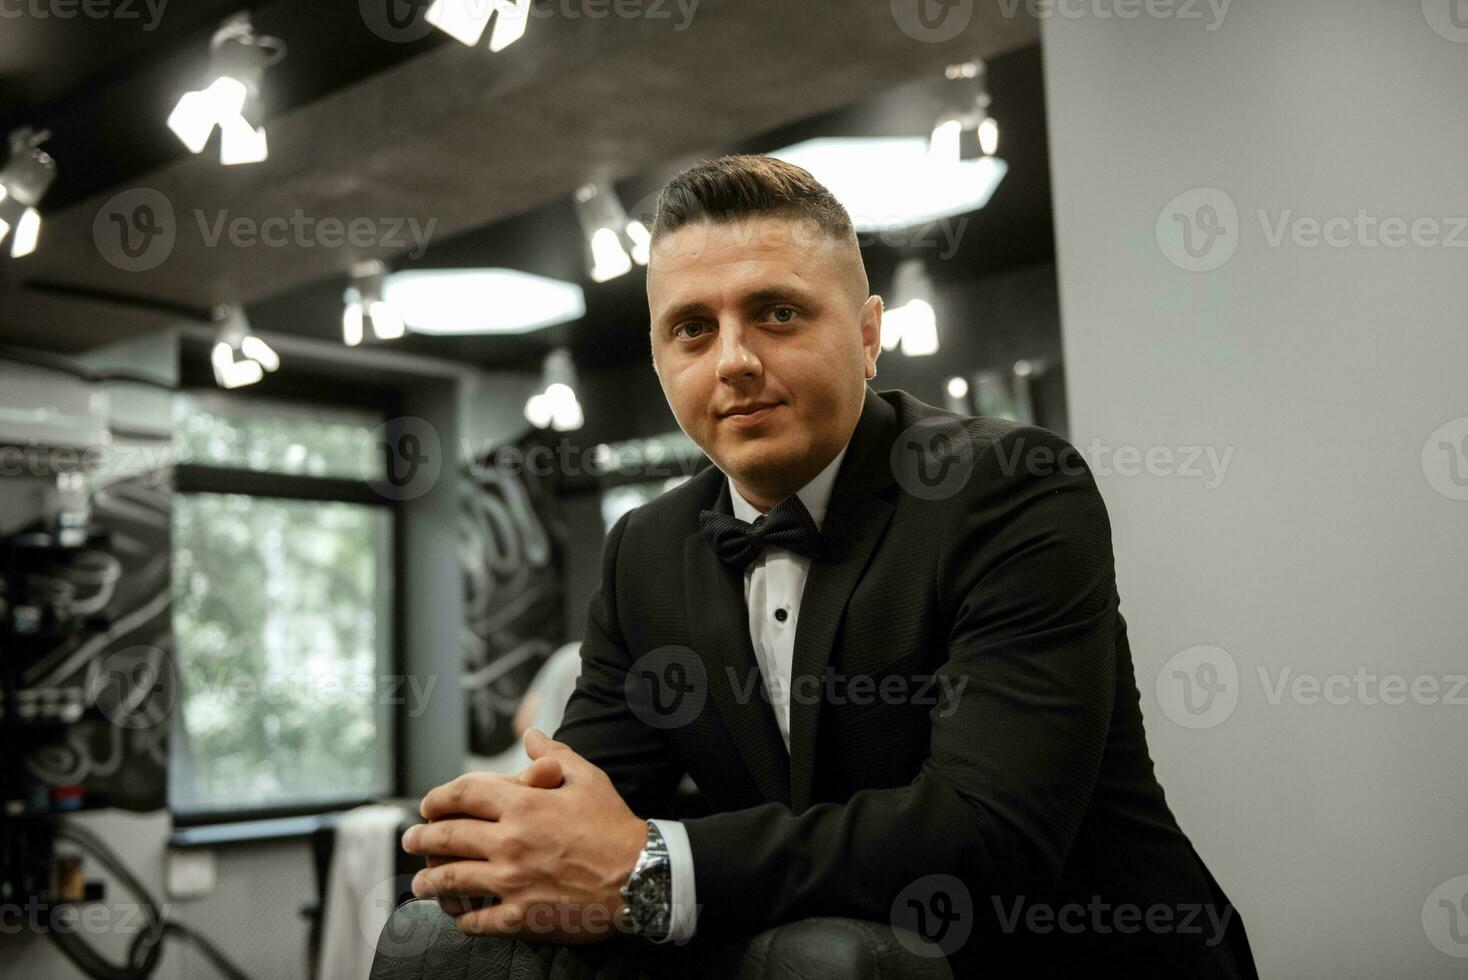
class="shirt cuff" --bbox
[648,818,698,943]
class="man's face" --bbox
[647,216,881,504]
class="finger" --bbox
[516,755,564,789]
[455,901,527,937]
[425,855,481,917]
[411,857,498,900]
[420,772,524,821]
[415,770,534,820]
[523,728,572,761]
[402,818,504,859]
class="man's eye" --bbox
[770,306,798,323]
[676,322,709,340]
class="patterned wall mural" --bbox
[459,429,567,758]
[14,467,173,813]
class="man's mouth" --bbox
[720,402,782,428]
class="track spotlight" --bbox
[930,58,999,164]
[168,13,285,166]
[426,0,531,50]
[0,128,57,258]
[524,348,584,432]
[572,181,650,283]
[211,305,279,389]
[883,259,939,357]
[343,260,405,347]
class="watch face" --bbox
[631,857,670,901]
[628,854,672,934]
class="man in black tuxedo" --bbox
[402,155,1258,977]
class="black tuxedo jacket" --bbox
[557,387,1257,978]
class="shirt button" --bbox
[774,607,789,623]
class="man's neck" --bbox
[731,481,795,514]
[731,446,836,512]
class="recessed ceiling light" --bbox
[768,137,1007,231]
[382,269,586,336]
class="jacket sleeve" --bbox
[678,426,1119,939]
[554,509,686,821]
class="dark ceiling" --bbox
[0,0,1043,366]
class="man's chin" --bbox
[717,443,804,487]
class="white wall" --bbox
[1041,3,1468,976]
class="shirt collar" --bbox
[728,437,851,532]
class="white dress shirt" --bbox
[649,437,851,944]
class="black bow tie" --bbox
[698,494,828,570]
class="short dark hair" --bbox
[650,154,857,247]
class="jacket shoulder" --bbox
[613,457,721,543]
[882,387,1081,471]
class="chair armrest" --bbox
[728,916,954,980]
[370,900,954,980]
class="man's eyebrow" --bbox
[655,285,819,329]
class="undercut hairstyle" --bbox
[651,154,854,242]
[650,154,868,302]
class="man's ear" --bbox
[860,295,883,380]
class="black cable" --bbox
[47,822,164,980]
[162,922,252,980]
[46,821,256,980]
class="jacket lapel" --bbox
[684,477,792,807]
[787,388,898,812]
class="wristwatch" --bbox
[619,820,673,941]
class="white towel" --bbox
[316,803,411,980]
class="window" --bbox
[169,394,396,820]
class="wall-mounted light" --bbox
[343,260,405,347]
[930,58,1000,165]
[426,0,531,51]
[882,258,939,357]
[573,181,650,283]
[0,128,56,259]
[168,13,285,166]
[211,305,279,389]
[524,348,584,432]
[944,375,973,415]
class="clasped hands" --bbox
[400,728,649,943]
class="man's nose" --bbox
[715,324,762,382]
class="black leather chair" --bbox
[369,899,955,980]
